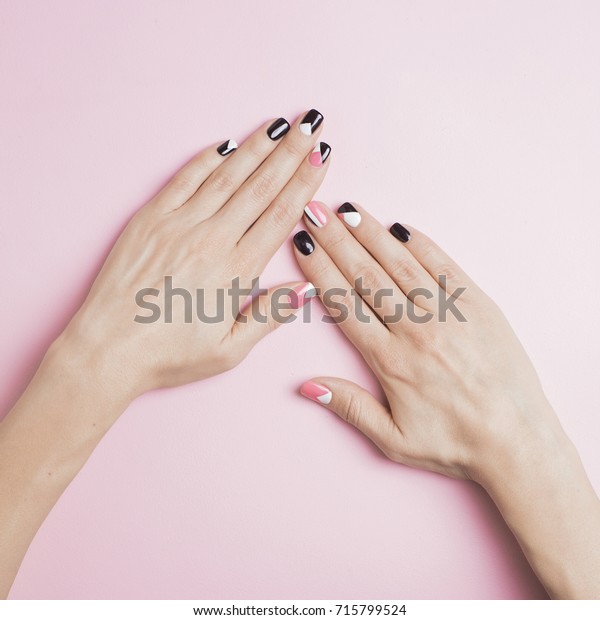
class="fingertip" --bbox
[337,202,362,228]
[287,281,317,309]
[216,139,238,156]
[293,230,316,256]
[300,380,333,405]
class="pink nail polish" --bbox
[304,201,328,227]
[300,381,333,405]
[308,142,331,167]
[289,282,316,309]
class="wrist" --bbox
[469,410,600,599]
[50,317,144,403]
[27,329,139,463]
[467,397,575,491]
[0,336,135,497]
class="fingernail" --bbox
[308,142,331,167]
[299,109,324,135]
[217,139,237,156]
[293,230,315,256]
[289,282,317,309]
[390,222,411,243]
[337,203,362,228]
[300,381,332,405]
[304,201,328,228]
[267,117,290,140]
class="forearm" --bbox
[0,334,134,598]
[477,415,600,599]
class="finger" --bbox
[300,377,404,458]
[292,229,387,349]
[213,109,326,239]
[300,201,408,325]
[230,281,317,355]
[336,203,441,312]
[396,225,478,298]
[154,140,237,210]
[237,143,331,265]
[184,117,291,220]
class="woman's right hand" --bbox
[294,200,564,481]
[293,200,600,599]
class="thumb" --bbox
[232,281,316,353]
[300,377,403,454]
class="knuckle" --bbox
[354,264,385,296]
[415,235,437,260]
[434,262,461,284]
[169,172,196,195]
[343,393,363,429]
[281,138,303,159]
[248,171,277,202]
[307,256,330,282]
[291,167,314,193]
[245,138,269,161]
[266,199,295,232]
[207,169,236,194]
[364,227,388,249]
[388,257,420,285]
[324,230,347,253]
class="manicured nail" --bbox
[267,117,290,140]
[337,203,361,228]
[299,109,324,135]
[293,230,315,256]
[308,142,331,167]
[304,201,328,227]
[217,139,237,156]
[301,381,332,405]
[390,222,411,243]
[289,282,317,309]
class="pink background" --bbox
[2,0,600,600]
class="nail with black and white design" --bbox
[217,139,237,156]
[267,118,290,140]
[337,203,362,228]
[308,142,331,168]
[299,109,324,135]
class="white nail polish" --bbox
[304,202,328,228]
[337,204,362,228]
[299,123,312,136]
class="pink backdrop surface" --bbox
[1,0,600,600]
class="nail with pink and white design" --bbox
[300,381,333,405]
[304,201,328,228]
[288,282,317,309]
[308,142,331,168]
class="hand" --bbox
[0,111,331,598]
[58,110,329,398]
[293,201,600,599]
[293,200,565,482]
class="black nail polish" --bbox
[267,117,290,140]
[337,203,361,228]
[217,139,237,156]
[294,230,315,256]
[319,142,331,164]
[309,142,331,167]
[390,222,411,243]
[299,109,324,136]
